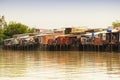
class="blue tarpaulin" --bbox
[92,32,94,37]
[107,29,112,32]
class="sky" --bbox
[0,0,120,29]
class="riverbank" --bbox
[2,28,120,52]
[2,43,120,52]
[0,45,3,50]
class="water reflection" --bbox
[0,50,120,80]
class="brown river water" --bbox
[0,50,120,80]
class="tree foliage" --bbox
[0,29,2,34]
[3,21,29,37]
[0,29,10,44]
[112,21,120,27]
[28,27,35,33]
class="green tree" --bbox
[0,29,3,44]
[28,27,35,33]
[0,29,2,34]
[112,21,120,27]
[0,29,10,44]
[3,21,29,37]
